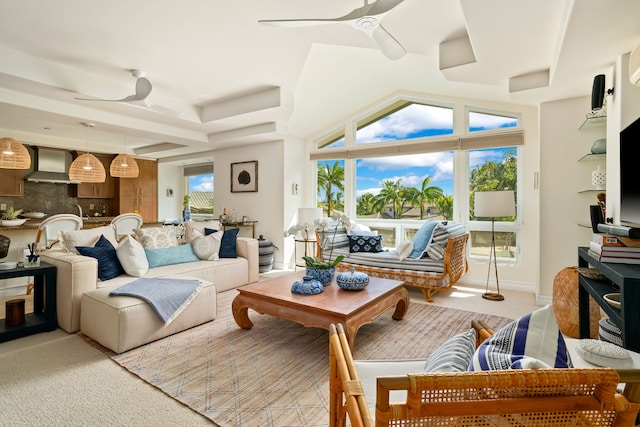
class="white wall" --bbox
[157,162,183,222]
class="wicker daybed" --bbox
[318,221,469,302]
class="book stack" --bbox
[589,233,640,264]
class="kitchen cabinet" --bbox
[76,153,115,198]
[0,168,24,196]
[117,158,157,222]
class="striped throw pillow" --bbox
[469,304,573,371]
[425,223,466,260]
[424,329,476,372]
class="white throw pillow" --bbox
[133,226,178,248]
[59,225,118,254]
[189,228,222,261]
[183,220,221,242]
[116,235,149,277]
[395,241,414,261]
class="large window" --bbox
[312,97,522,260]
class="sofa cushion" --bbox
[60,225,118,255]
[469,304,573,371]
[134,226,178,248]
[425,223,466,260]
[190,228,222,260]
[410,221,438,259]
[348,235,383,253]
[116,235,149,277]
[205,227,239,258]
[76,234,124,281]
[144,243,199,268]
[424,328,476,372]
[184,220,221,242]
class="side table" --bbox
[295,239,318,268]
[0,262,57,342]
[221,221,258,238]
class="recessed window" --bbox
[469,111,518,132]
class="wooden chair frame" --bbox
[329,322,640,427]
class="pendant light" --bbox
[69,122,106,183]
[0,115,31,170]
[110,135,139,178]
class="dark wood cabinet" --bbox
[0,168,24,196]
[578,246,640,352]
[76,153,115,198]
[117,158,157,222]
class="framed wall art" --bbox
[231,160,258,193]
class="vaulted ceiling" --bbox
[0,0,638,165]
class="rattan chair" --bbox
[110,213,143,241]
[329,322,640,427]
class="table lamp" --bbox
[474,190,515,301]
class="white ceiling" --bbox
[0,0,638,165]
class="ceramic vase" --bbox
[305,267,335,285]
[291,275,323,295]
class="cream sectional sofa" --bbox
[40,221,259,352]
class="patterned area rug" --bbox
[104,290,512,427]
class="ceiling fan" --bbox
[75,69,152,103]
[259,0,406,60]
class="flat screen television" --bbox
[620,116,640,227]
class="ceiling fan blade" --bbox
[259,18,343,28]
[371,24,405,60]
[75,74,152,102]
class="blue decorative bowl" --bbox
[336,268,369,291]
[291,276,324,295]
[305,267,335,285]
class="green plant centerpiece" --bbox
[0,206,23,220]
[182,194,191,222]
[285,213,349,285]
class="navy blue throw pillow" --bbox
[76,234,125,281]
[205,227,239,258]
[348,235,383,253]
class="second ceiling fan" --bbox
[259,0,406,60]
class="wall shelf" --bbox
[578,153,606,162]
[579,116,606,130]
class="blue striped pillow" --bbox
[469,304,573,371]
[424,329,476,372]
[425,223,466,260]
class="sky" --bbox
[189,174,213,192]
[324,105,517,198]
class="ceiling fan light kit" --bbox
[0,137,31,169]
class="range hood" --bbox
[25,147,79,184]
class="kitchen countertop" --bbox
[0,217,163,231]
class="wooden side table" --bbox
[222,221,258,238]
[0,262,57,342]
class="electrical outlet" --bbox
[89,203,95,210]
[0,203,6,210]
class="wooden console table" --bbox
[577,247,640,352]
[0,262,57,342]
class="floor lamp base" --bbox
[482,292,505,301]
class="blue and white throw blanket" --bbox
[109,278,202,325]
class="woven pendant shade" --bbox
[69,153,106,183]
[110,153,139,178]
[0,137,31,169]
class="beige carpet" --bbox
[93,289,512,427]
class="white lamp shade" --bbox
[475,190,515,218]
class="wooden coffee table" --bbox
[232,271,409,350]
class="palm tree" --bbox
[356,193,378,216]
[434,195,454,220]
[415,176,444,219]
[375,179,404,219]
[317,161,344,217]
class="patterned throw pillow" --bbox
[348,235,383,253]
[469,304,573,371]
[425,223,466,260]
[134,226,178,248]
[424,329,476,372]
[76,234,124,281]
[190,228,223,260]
